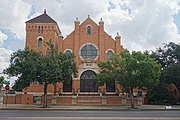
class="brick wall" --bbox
[56,96,72,105]
[3,95,15,104]
[106,97,122,105]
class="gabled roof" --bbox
[25,10,57,23]
[80,15,99,27]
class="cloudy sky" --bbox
[0,0,180,83]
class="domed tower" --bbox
[25,10,62,53]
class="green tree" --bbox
[4,42,76,107]
[0,76,5,91]
[151,42,180,68]
[151,42,180,103]
[146,83,171,104]
[97,50,161,108]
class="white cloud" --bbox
[0,0,31,40]
[101,0,180,51]
[0,0,180,84]
[0,0,180,51]
[25,0,106,37]
[0,31,7,43]
[24,0,180,51]
[0,31,15,84]
[0,31,12,73]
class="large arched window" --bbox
[80,44,98,60]
[107,50,113,60]
[38,38,42,48]
[80,70,97,92]
[87,26,91,35]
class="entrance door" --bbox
[80,70,97,92]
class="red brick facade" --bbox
[4,11,144,105]
[25,11,123,95]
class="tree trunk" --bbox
[130,88,135,108]
[43,81,48,108]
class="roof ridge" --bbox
[25,12,57,23]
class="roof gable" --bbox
[79,16,98,27]
[26,11,57,23]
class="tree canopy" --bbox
[150,42,180,103]
[4,42,77,107]
[0,76,4,84]
[97,50,161,107]
[0,76,5,90]
[151,42,180,68]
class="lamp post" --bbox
[5,84,10,107]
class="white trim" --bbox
[62,92,72,94]
[26,92,51,95]
[86,24,92,28]
[79,69,97,79]
[106,49,115,53]
[37,36,44,40]
[79,43,99,62]
[79,92,99,94]
[105,92,115,94]
[6,94,16,96]
[64,49,73,53]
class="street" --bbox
[0,110,179,120]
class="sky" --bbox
[0,0,180,84]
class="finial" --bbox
[75,17,80,23]
[99,18,104,23]
[44,9,46,14]
[88,15,90,18]
[116,32,121,38]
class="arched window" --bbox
[80,70,97,92]
[38,38,42,47]
[87,26,91,35]
[65,50,71,54]
[38,26,40,33]
[107,50,113,60]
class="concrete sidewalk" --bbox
[0,103,180,111]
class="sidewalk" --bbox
[0,104,180,111]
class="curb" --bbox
[0,107,180,111]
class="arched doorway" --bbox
[80,70,98,92]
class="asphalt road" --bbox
[0,110,179,120]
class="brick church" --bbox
[4,11,144,105]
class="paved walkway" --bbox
[0,104,180,111]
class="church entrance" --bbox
[80,70,98,92]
